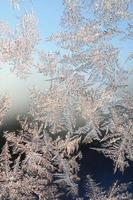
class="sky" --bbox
[0,0,132,116]
[0,0,63,115]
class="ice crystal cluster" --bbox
[0,0,133,199]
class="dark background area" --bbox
[79,144,133,198]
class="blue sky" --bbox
[0,0,63,115]
[0,0,63,50]
[0,0,132,116]
[0,0,132,65]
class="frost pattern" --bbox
[0,13,39,78]
[0,0,133,199]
